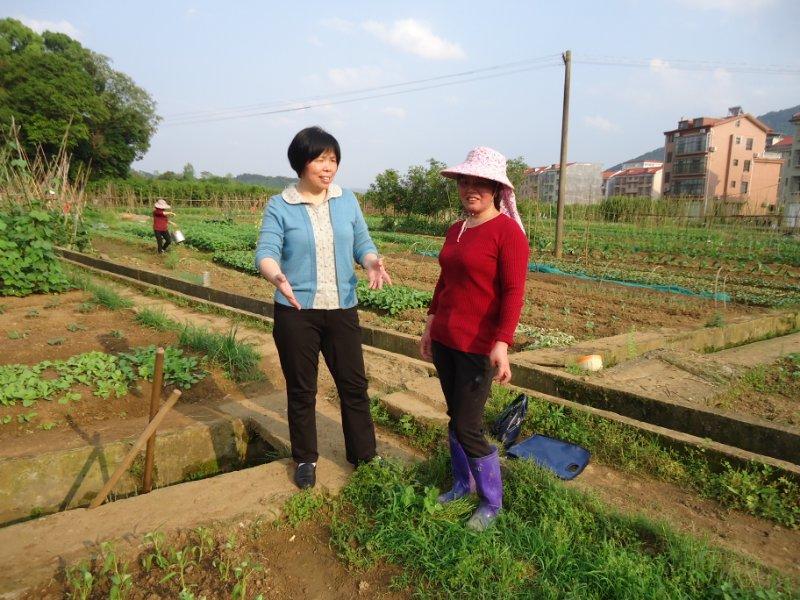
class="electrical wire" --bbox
[162,61,562,126]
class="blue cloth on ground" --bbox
[506,435,591,480]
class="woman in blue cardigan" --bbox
[255,126,391,489]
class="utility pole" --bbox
[554,50,571,258]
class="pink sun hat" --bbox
[440,146,525,233]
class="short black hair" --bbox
[287,126,341,177]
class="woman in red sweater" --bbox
[420,146,529,531]
[152,198,176,254]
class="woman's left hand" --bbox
[490,341,511,384]
[366,256,392,290]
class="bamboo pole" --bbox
[142,348,165,493]
[89,389,181,509]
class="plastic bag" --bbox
[490,393,528,449]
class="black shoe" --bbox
[294,463,316,489]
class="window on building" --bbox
[666,151,672,163]
[733,159,739,166]
[744,160,751,172]
[735,136,741,145]
[731,180,736,188]
[746,138,753,150]
[664,173,670,183]
[741,181,749,194]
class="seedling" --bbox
[77,301,97,314]
[7,330,28,340]
[47,337,66,346]
[25,309,40,318]
[66,323,88,332]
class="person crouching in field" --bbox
[420,147,529,530]
[255,126,392,489]
[153,198,176,253]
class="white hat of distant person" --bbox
[154,198,171,209]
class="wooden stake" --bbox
[142,347,165,493]
[89,389,181,509]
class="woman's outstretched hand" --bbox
[271,272,301,310]
[366,256,392,290]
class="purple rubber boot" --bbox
[437,430,476,503]
[466,447,502,531]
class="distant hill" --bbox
[757,105,799,136]
[609,105,799,171]
[235,173,298,188]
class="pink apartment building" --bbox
[662,107,782,214]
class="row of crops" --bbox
[92,213,800,308]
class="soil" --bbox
[88,235,764,348]
[29,518,408,599]
[570,462,800,579]
[0,290,242,445]
[708,355,800,426]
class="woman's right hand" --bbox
[419,315,434,361]
[271,272,301,310]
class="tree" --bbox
[364,159,456,216]
[183,163,195,180]
[506,156,529,191]
[0,18,160,179]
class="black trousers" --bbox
[272,303,377,465]
[154,230,171,253]
[432,340,494,458]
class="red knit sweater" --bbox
[429,214,529,355]
[152,208,169,232]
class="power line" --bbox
[162,61,562,127]
[159,53,799,127]
[163,54,562,122]
[574,54,800,75]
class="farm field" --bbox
[3,201,799,598]
[84,206,797,350]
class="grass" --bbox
[328,457,794,599]
[66,270,133,310]
[370,396,442,451]
[134,307,176,331]
[485,387,800,529]
[179,324,262,382]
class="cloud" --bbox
[307,35,323,47]
[381,107,407,119]
[17,16,81,39]
[327,66,384,89]
[584,116,618,132]
[321,17,356,33]
[362,18,465,60]
[672,0,776,10]
[186,7,198,16]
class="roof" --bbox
[664,113,772,135]
[770,136,794,149]
[791,112,800,123]
[611,166,662,177]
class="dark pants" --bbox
[432,341,493,458]
[272,303,377,465]
[154,230,171,253]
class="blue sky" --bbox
[5,0,800,188]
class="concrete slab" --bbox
[0,460,297,597]
[381,391,449,427]
[708,331,800,368]
[404,376,446,410]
